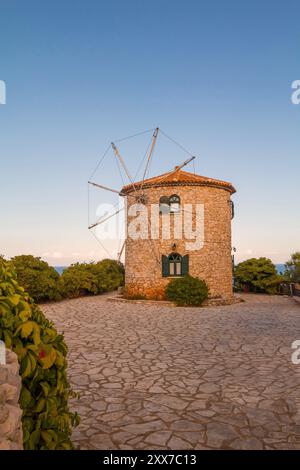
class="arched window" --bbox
[169,194,180,213]
[159,196,170,214]
[168,253,182,276]
[162,253,189,277]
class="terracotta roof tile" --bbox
[122,169,236,195]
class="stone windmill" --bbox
[88,128,236,301]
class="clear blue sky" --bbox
[0,0,299,265]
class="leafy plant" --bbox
[165,275,209,306]
[285,252,300,283]
[0,258,79,450]
[234,257,282,294]
[10,255,60,303]
[59,259,124,299]
[90,259,125,293]
[58,263,98,298]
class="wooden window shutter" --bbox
[162,255,169,277]
[231,201,235,219]
[182,254,189,275]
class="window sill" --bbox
[163,275,184,278]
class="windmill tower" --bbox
[121,168,236,300]
[88,128,236,302]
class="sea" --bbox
[276,264,286,275]
[54,266,67,275]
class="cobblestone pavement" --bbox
[41,294,300,450]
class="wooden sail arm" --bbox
[88,207,124,230]
[117,240,126,261]
[88,181,136,199]
[173,155,196,171]
[153,156,196,186]
[111,142,137,192]
[142,127,159,181]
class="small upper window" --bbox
[230,200,235,219]
[159,196,170,214]
[169,194,180,213]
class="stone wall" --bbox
[0,348,23,450]
[125,184,234,300]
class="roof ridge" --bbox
[122,168,236,194]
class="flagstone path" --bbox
[41,294,300,450]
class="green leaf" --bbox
[35,398,46,413]
[3,330,12,348]
[40,381,50,397]
[20,355,32,378]
[19,302,31,321]
[29,429,41,449]
[28,351,37,372]
[32,323,41,345]
[41,430,58,449]
[18,321,34,338]
[38,344,57,369]
[19,386,32,408]
[7,294,20,306]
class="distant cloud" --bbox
[42,251,63,259]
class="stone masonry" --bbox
[41,293,300,450]
[0,348,23,450]
[123,170,236,300]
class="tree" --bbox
[234,257,281,294]
[285,252,300,283]
[10,255,60,302]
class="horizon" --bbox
[51,262,289,269]
[1,0,299,265]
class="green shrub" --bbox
[0,259,79,450]
[91,259,125,293]
[58,263,98,298]
[59,259,124,299]
[165,275,209,306]
[285,252,300,283]
[234,257,282,294]
[10,255,60,303]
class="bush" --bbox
[285,252,300,283]
[165,275,209,306]
[234,257,282,294]
[58,263,98,298]
[0,259,79,449]
[93,258,125,293]
[59,259,124,299]
[10,255,60,303]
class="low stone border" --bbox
[106,294,244,307]
[106,296,173,306]
[0,349,23,450]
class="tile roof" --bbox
[121,169,236,195]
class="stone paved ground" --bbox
[41,294,300,450]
